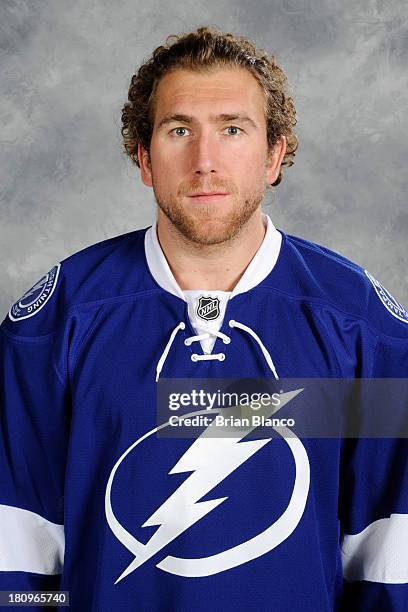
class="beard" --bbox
[153,180,266,246]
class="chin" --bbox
[179,218,242,246]
[157,194,261,245]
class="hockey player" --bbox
[1,26,407,611]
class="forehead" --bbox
[153,67,265,119]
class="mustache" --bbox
[179,182,235,196]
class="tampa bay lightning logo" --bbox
[105,390,309,583]
[9,264,61,322]
[365,270,408,324]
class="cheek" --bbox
[232,146,265,170]
[151,160,181,196]
[236,156,267,187]
[152,145,184,178]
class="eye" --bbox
[170,127,190,137]
[224,126,243,136]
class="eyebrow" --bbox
[156,113,258,131]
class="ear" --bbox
[265,135,287,185]
[138,143,153,187]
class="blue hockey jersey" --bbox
[1,214,408,610]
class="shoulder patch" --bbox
[365,269,408,324]
[8,264,61,322]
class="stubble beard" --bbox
[154,186,266,246]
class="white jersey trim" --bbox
[341,513,408,584]
[0,504,64,575]
[144,213,282,300]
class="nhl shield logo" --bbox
[9,264,61,322]
[197,295,221,321]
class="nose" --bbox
[190,131,219,176]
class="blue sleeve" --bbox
[0,323,69,605]
[339,330,408,610]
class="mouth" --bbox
[187,193,230,203]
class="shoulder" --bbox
[1,226,157,338]
[273,231,408,339]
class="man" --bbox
[1,26,407,611]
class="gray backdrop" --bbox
[1,0,407,319]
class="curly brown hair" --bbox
[121,26,298,187]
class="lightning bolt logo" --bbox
[105,389,310,581]
[22,276,48,299]
[9,265,60,322]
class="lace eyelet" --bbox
[191,354,198,362]
[184,339,191,346]
[219,354,225,361]
[223,337,231,344]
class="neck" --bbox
[156,208,266,291]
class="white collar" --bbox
[144,213,282,301]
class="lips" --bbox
[188,192,230,202]
[189,192,229,197]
